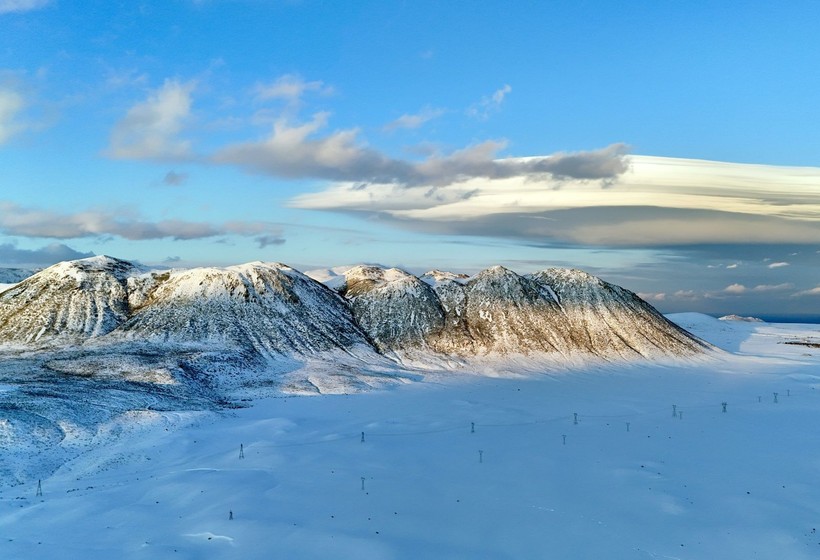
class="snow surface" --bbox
[1,315,820,558]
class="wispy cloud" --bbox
[254,74,332,104]
[637,292,666,302]
[108,79,195,160]
[466,84,511,120]
[162,170,188,186]
[384,106,445,131]
[0,0,50,14]
[0,201,285,247]
[0,84,26,144]
[768,261,790,269]
[723,282,794,295]
[793,286,820,297]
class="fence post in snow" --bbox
[722,402,728,413]
[678,410,683,420]
[471,422,475,434]
[239,444,244,459]
[773,392,779,403]
[758,396,762,403]
[361,477,365,491]
[36,479,42,497]
[562,435,567,445]
[573,413,578,425]
[478,450,483,463]
[672,404,677,417]
[626,422,630,432]
[361,431,365,443]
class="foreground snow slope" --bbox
[1,316,818,559]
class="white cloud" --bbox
[213,112,408,182]
[637,292,666,301]
[0,86,25,144]
[751,283,793,292]
[726,263,738,269]
[0,201,284,245]
[217,110,629,186]
[724,283,746,294]
[254,74,331,103]
[768,262,790,269]
[673,290,699,300]
[290,155,820,247]
[466,84,511,120]
[0,0,49,14]
[108,79,195,160]
[793,286,820,297]
[384,106,445,131]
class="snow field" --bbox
[0,318,819,559]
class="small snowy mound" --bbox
[719,314,765,323]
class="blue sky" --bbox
[1,0,818,318]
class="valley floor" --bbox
[1,314,819,559]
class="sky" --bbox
[0,0,818,319]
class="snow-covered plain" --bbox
[1,314,820,559]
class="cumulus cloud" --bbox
[0,242,93,266]
[108,79,195,160]
[384,106,445,131]
[724,283,746,294]
[466,84,511,120]
[768,262,790,269]
[0,201,285,243]
[0,0,49,14]
[215,110,629,186]
[213,112,410,182]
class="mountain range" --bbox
[0,256,709,365]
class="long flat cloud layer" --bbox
[290,155,820,247]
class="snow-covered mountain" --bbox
[0,256,141,345]
[0,267,36,285]
[338,265,445,352]
[112,261,374,357]
[333,264,709,359]
[530,268,708,358]
[0,255,709,362]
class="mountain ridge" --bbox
[0,256,711,365]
